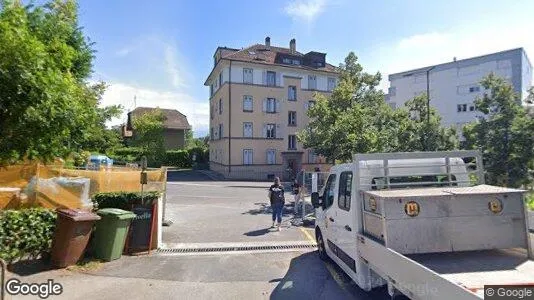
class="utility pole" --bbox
[425,66,436,150]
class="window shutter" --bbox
[262,71,266,85]
[276,124,281,139]
[276,72,282,87]
[275,99,280,113]
[263,124,267,138]
[262,98,267,112]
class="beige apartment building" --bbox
[205,37,339,180]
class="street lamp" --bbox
[425,65,436,151]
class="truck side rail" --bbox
[356,233,481,300]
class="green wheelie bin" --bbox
[93,208,136,261]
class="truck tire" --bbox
[315,228,328,261]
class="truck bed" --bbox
[408,248,534,295]
[357,233,534,299]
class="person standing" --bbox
[291,179,301,212]
[268,177,285,231]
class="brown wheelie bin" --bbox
[50,209,101,268]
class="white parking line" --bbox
[167,182,225,187]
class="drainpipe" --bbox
[228,61,232,174]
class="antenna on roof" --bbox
[134,95,137,109]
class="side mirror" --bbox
[311,192,321,208]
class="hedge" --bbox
[92,191,160,211]
[164,150,191,168]
[0,208,57,262]
[109,147,208,168]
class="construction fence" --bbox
[0,162,166,210]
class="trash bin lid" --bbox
[56,208,101,222]
[97,208,136,220]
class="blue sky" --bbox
[76,0,534,137]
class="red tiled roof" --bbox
[220,44,339,73]
[130,107,191,130]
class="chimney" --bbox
[453,57,457,62]
[265,36,271,48]
[290,38,296,53]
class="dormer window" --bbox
[283,58,291,64]
[292,59,301,65]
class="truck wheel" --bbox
[315,229,328,261]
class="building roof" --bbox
[221,44,338,73]
[129,107,191,130]
[205,41,339,85]
[388,48,528,81]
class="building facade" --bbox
[387,48,532,131]
[205,37,339,180]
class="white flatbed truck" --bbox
[310,151,534,299]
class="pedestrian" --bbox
[292,179,301,211]
[268,177,285,231]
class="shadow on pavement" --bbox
[166,170,214,182]
[243,228,271,236]
[7,258,55,276]
[270,252,389,300]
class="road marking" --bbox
[167,182,225,187]
[299,227,315,243]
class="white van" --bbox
[311,151,532,299]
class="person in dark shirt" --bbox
[268,177,285,231]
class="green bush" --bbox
[0,208,57,262]
[112,147,145,157]
[164,150,191,168]
[188,146,209,163]
[526,192,534,211]
[92,191,160,211]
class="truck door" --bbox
[321,174,337,257]
[334,171,358,278]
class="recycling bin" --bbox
[50,209,101,268]
[93,208,136,261]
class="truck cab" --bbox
[311,151,532,299]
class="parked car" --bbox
[86,155,113,170]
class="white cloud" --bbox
[164,44,187,89]
[397,32,451,50]
[284,0,326,24]
[100,82,209,137]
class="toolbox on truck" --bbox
[362,184,527,254]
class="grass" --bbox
[66,257,104,272]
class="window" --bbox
[469,105,475,111]
[219,99,222,114]
[292,59,300,65]
[288,86,297,101]
[218,123,223,139]
[243,149,253,165]
[308,150,317,163]
[338,172,353,211]
[266,149,276,164]
[210,127,214,140]
[266,124,276,139]
[469,86,480,93]
[457,104,467,112]
[219,72,223,87]
[265,98,277,113]
[308,75,317,90]
[327,77,336,91]
[267,71,276,87]
[209,85,214,97]
[288,111,296,126]
[243,96,253,112]
[322,174,337,209]
[288,135,297,150]
[282,58,291,64]
[243,68,253,84]
[243,122,253,138]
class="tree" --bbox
[463,73,534,187]
[298,52,457,162]
[0,0,116,164]
[131,109,166,164]
[395,95,458,152]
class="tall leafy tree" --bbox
[299,52,457,162]
[463,73,534,187]
[131,109,166,164]
[0,0,117,164]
